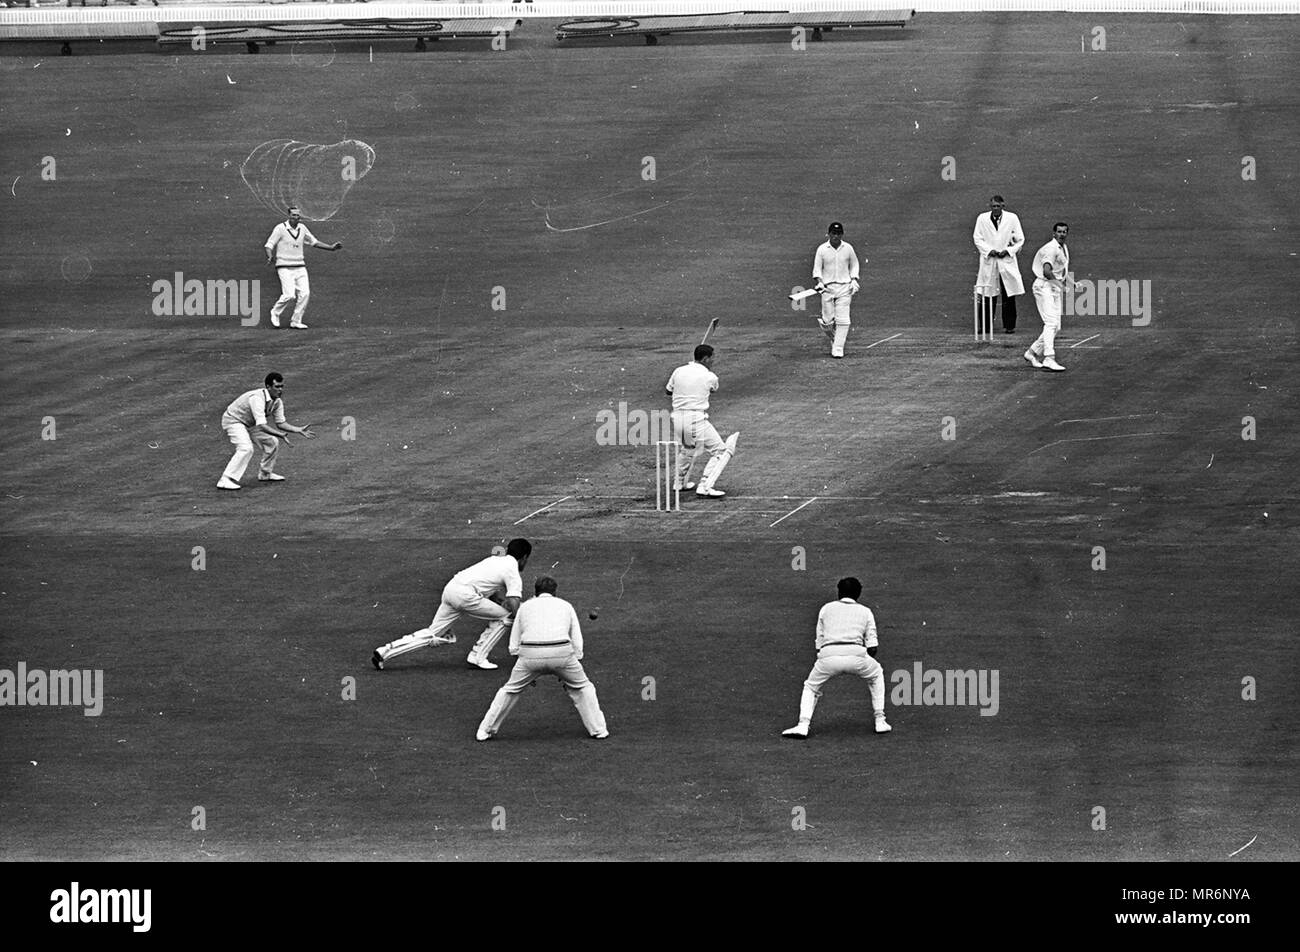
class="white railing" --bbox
[3,0,1298,24]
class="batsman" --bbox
[665,343,737,499]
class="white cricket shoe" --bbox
[289,322,309,330]
[1041,357,1066,372]
[875,717,893,734]
[782,723,809,738]
[591,731,610,740]
[216,477,241,490]
[1023,350,1043,369]
[672,481,697,491]
[257,472,286,482]
[270,315,281,328]
[475,728,492,742]
[467,655,499,670]
[696,487,726,498]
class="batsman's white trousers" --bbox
[798,647,886,723]
[671,410,725,486]
[820,290,852,357]
[1029,279,1063,358]
[270,266,310,326]
[220,420,279,482]
[377,581,512,662]
[478,652,607,738]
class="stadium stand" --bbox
[155,17,523,52]
[555,9,915,45]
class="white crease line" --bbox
[1028,432,1179,455]
[544,196,691,233]
[864,333,903,349]
[769,496,819,528]
[1069,334,1100,348]
[1228,834,1257,858]
[1057,414,1160,425]
[513,495,571,525]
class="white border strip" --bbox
[4,1,1299,27]
[512,494,571,525]
[769,496,819,527]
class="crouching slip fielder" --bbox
[217,372,315,490]
[782,577,892,738]
[666,343,738,499]
[476,575,608,741]
[372,538,531,672]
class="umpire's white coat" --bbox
[973,211,1026,297]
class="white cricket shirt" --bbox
[265,222,321,267]
[222,388,285,428]
[665,361,719,412]
[510,592,584,658]
[1032,239,1069,282]
[813,240,860,289]
[815,598,878,654]
[450,554,524,600]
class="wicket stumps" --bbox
[655,440,681,511]
[973,289,999,341]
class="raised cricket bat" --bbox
[788,287,820,302]
[701,318,719,345]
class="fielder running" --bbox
[666,343,737,499]
[812,221,860,359]
[264,205,343,329]
[476,576,608,741]
[1024,222,1071,372]
[782,577,892,738]
[372,538,531,671]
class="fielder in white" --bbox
[372,538,531,671]
[812,221,860,358]
[264,205,342,329]
[782,577,892,738]
[666,343,737,499]
[972,195,1025,334]
[476,575,608,741]
[1024,222,1071,373]
[217,372,315,490]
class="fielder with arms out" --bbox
[782,577,892,738]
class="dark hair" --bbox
[1053,222,1069,231]
[534,575,558,596]
[265,372,283,388]
[506,538,532,560]
[991,194,1005,203]
[694,344,714,362]
[837,577,863,600]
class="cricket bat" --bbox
[788,287,821,302]
[701,318,719,345]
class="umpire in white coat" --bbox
[476,576,609,741]
[973,195,1025,333]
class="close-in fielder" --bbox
[666,343,737,499]
[264,205,343,329]
[782,577,892,738]
[372,538,531,671]
[217,372,315,490]
[476,576,608,741]
[812,221,860,358]
[1024,222,1070,372]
